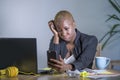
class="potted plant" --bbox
[99,0,120,50]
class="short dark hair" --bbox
[54,10,74,27]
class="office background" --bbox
[0,0,120,69]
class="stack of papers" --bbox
[66,68,120,78]
[92,70,113,75]
[85,69,120,79]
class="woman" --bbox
[48,10,98,72]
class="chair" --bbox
[92,43,101,69]
[92,43,120,70]
[109,60,120,70]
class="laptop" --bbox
[0,38,38,74]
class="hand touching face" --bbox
[48,20,58,36]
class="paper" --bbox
[92,70,113,74]
[63,55,120,79]
[87,69,120,79]
[64,54,75,64]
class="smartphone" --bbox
[47,50,58,64]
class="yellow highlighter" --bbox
[80,71,89,77]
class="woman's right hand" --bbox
[48,20,59,44]
[48,20,58,36]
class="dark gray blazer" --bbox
[49,29,98,70]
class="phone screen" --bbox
[47,50,57,63]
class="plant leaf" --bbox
[100,24,120,50]
[99,32,109,43]
[106,14,120,22]
[101,32,116,50]
[109,0,120,13]
[109,24,120,34]
[101,0,120,50]
[107,35,120,44]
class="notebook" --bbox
[0,38,38,74]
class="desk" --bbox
[1,70,120,80]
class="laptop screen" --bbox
[0,38,38,73]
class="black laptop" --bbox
[0,38,38,74]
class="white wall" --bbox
[0,0,120,69]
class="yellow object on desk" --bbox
[80,71,89,77]
[42,67,52,71]
[0,66,19,77]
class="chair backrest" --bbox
[92,43,120,70]
[109,60,120,70]
[92,43,101,69]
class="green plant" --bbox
[99,0,120,50]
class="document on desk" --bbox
[63,54,120,78]
[64,55,81,75]
[87,70,120,79]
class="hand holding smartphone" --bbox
[47,50,58,64]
